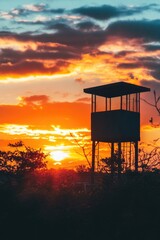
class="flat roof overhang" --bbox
[84,81,150,98]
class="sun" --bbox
[50,150,68,162]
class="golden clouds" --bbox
[19,95,50,106]
[0,32,159,85]
[0,98,91,165]
[0,123,91,167]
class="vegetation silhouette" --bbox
[101,150,125,174]
[0,143,160,239]
[0,141,47,174]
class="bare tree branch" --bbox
[141,90,160,116]
[70,133,91,168]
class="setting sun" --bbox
[50,150,68,162]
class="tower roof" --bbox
[84,81,150,98]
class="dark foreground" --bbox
[0,170,160,240]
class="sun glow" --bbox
[50,150,68,162]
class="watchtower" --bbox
[84,81,150,181]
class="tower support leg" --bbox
[118,142,122,180]
[135,141,138,172]
[111,142,114,176]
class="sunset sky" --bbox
[0,0,159,168]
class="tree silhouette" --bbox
[70,133,91,168]
[139,140,160,172]
[0,141,47,174]
[101,151,125,174]
[142,90,160,115]
[142,90,160,127]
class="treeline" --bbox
[1,169,160,240]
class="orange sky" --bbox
[0,2,159,168]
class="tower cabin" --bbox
[84,81,150,181]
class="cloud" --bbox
[0,47,80,65]
[0,60,70,77]
[8,4,64,17]
[0,101,90,129]
[0,26,106,49]
[44,24,106,48]
[19,95,50,106]
[76,21,101,31]
[0,4,47,20]
[149,70,160,80]
[75,78,85,84]
[72,4,156,20]
[117,54,160,81]
[1,7,160,81]
[0,4,65,28]
[118,62,141,69]
[141,80,160,91]
[107,20,160,42]
[0,27,105,78]
[137,56,160,80]
[143,43,160,51]
[23,4,46,12]
[0,11,13,20]
[75,97,90,103]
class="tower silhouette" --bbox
[84,81,150,182]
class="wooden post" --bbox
[91,94,93,112]
[129,142,132,170]
[118,142,122,180]
[109,98,111,110]
[126,95,128,111]
[111,142,114,176]
[129,94,130,111]
[106,97,108,111]
[120,96,122,110]
[138,93,140,112]
[135,141,138,172]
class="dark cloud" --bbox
[7,18,160,57]
[0,26,106,77]
[72,4,156,20]
[0,60,70,76]
[47,22,70,31]
[4,3,157,22]
[0,47,80,64]
[137,57,160,79]
[118,62,141,69]
[143,57,160,69]
[48,8,65,14]
[128,73,138,81]
[141,80,160,91]
[107,20,160,42]
[44,26,106,48]
[150,70,160,80]
[144,44,160,51]
[114,50,135,58]
[142,57,160,80]
[76,21,101,31]
[118,56,160,81]
[0,25,106,49]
